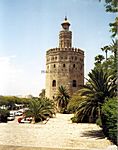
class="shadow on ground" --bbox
[0,145,86,150]
[81,129,105,139]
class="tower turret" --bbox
[59,17,72,48]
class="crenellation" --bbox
[46,47,84,55]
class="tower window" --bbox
[73,80,77,87]
[63,64,65,67]
[54,64,56,68]
[75,56,77,60]
[52,80,56,87]
[73,64,75,68]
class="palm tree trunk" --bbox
[31,117,35,124]
[105,50,108,61]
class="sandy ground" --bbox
[0,114,117,150]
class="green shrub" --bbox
[71,116,79,123]
[101,97,118,145]
[67,91,86,113]
[0,109,9,123]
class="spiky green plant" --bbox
[71,68,116,123]
[56,86,70,113]
[25,98,56,123]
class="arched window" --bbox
[63,64,65,67]
[73,64,75,68]
[73,80,76,87]
[75,56,77,60]
[54,64,56,68]
[52,80,56,87]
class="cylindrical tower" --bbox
[46,17,84,100]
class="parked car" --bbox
[7,111,15,121]
[15,111,23,116]
[18,117,32,123]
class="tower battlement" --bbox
[46,47,84,55]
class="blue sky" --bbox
[0,0,116,96]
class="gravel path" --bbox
[0,114,117,149]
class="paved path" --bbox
[0,114,117,150]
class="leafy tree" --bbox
[56,86,70,113]
[99,1,117,77]
[101,97,118,145]
[99,0,118,12]
[25,98,55,123]
[109,17,118,37]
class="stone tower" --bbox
[46,17,84,99]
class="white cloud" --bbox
[0,56,44,96]
[0,56,23,95]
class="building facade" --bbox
[46,17,84,99]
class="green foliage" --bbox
[96,117,102,127]
[69,67,116,123]
[95,55,105,63]
[109,17,118,37]
[56,86,70,113]
[101,97,118,145]
[0,108,9,123]
[67,91,86,113]
[0,96,31,110]
[99,0,118,12]
[25,98,56,123]
[71,116,79,123]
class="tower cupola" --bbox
[61,16,70,30]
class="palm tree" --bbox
[25,98,55,123]
[95,55,105,63]
[56,86,70,113]
[72,68,116,123]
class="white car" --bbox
[7,111,15,121]
[20,118,31,123]
[15,111,23,116]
